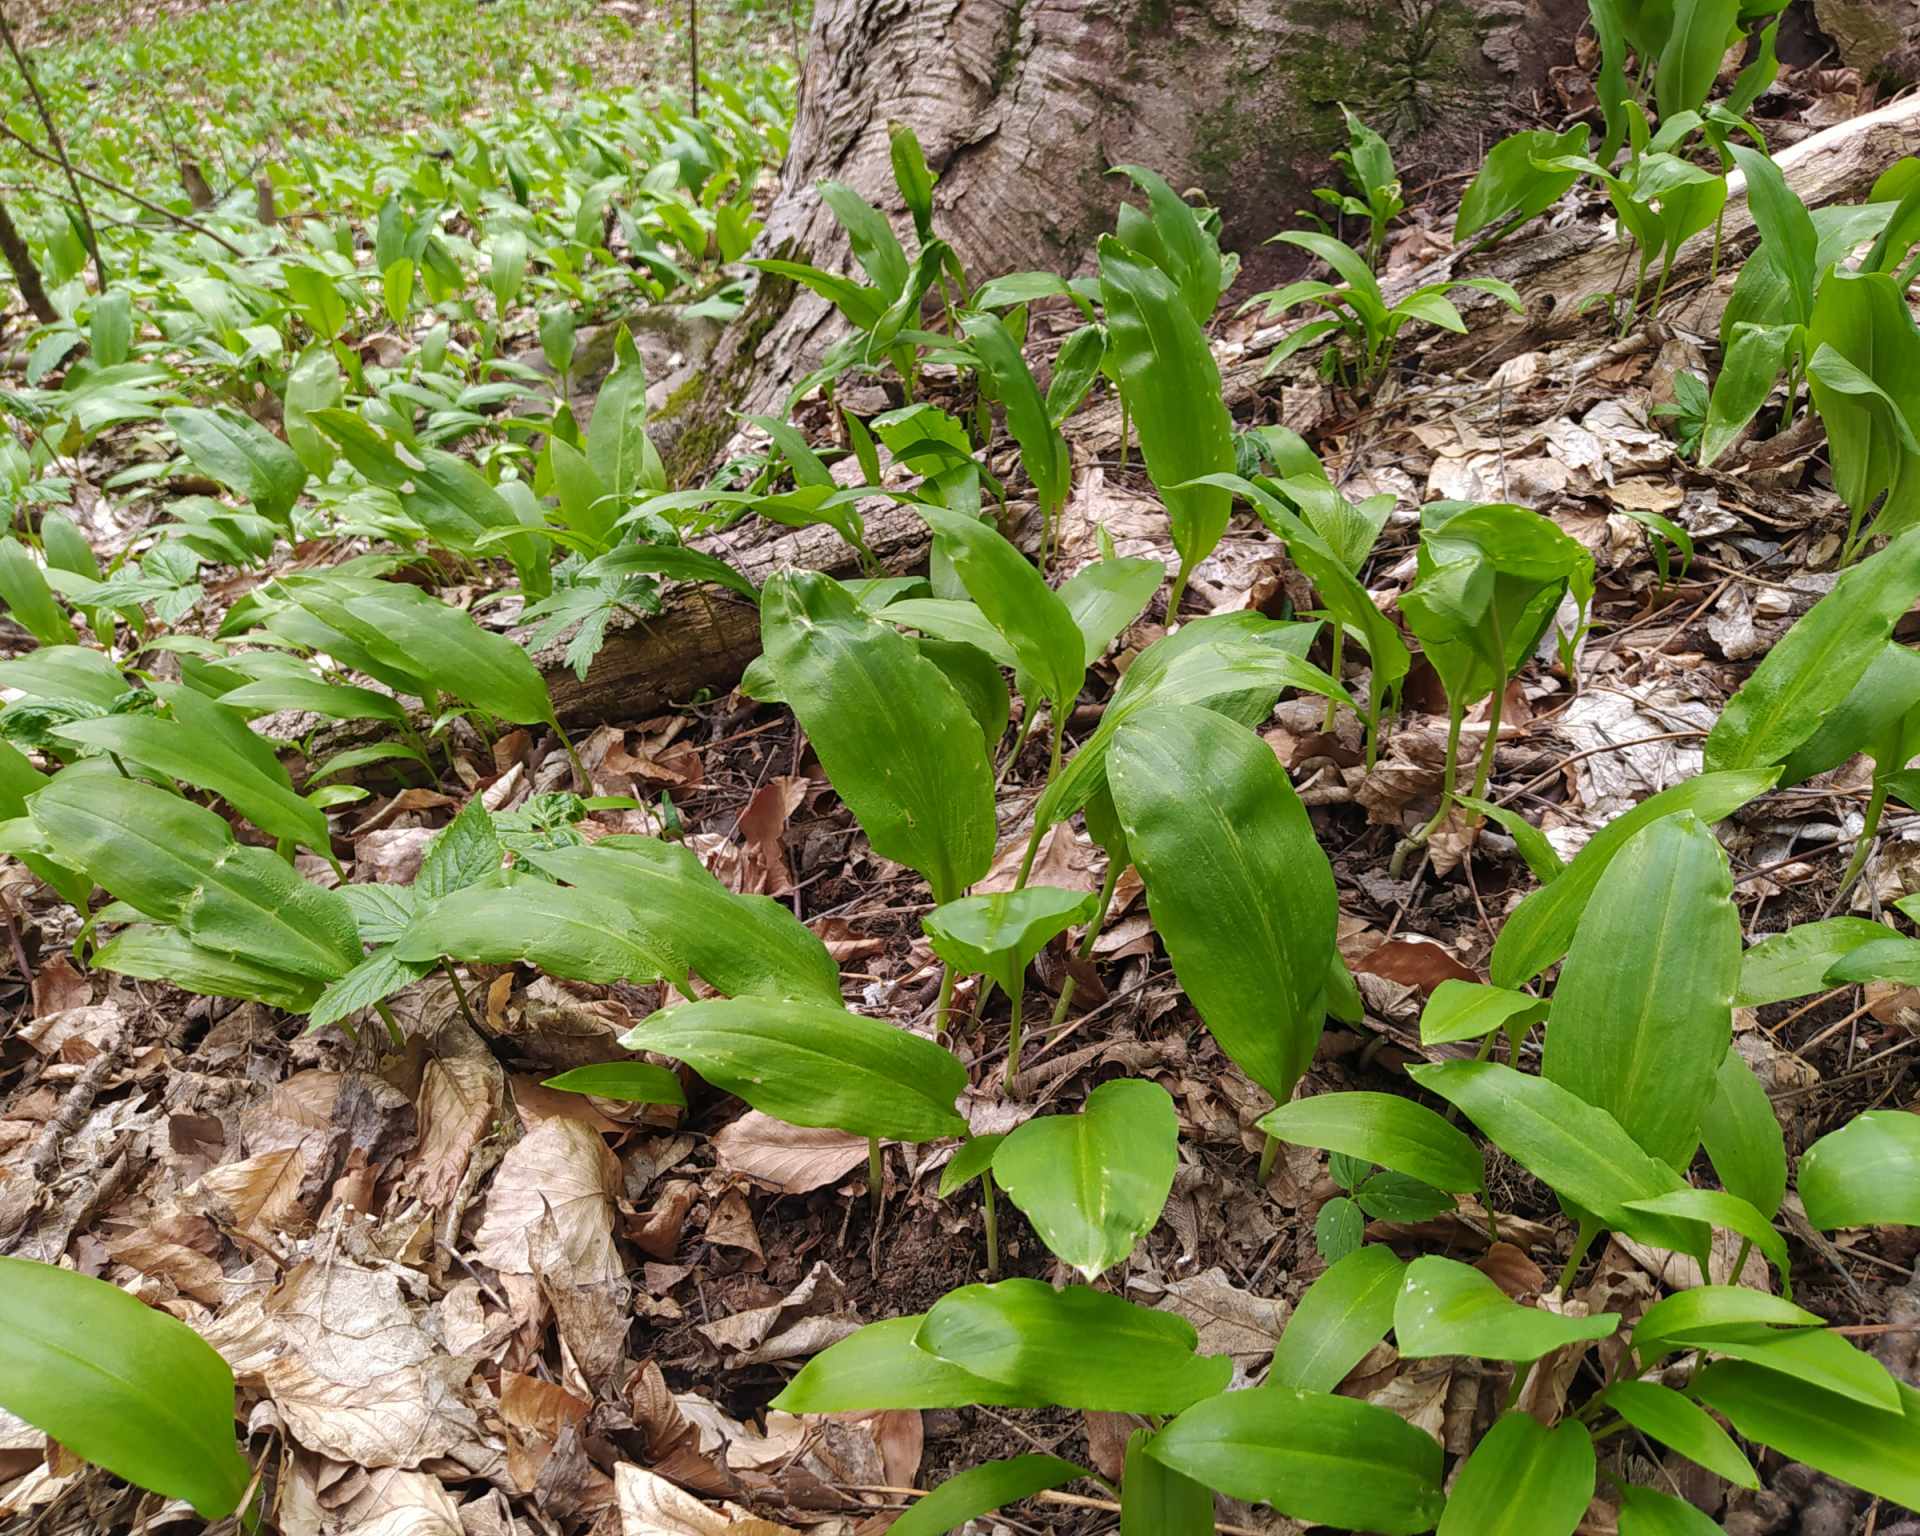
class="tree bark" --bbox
[0,191,55,325]
[663,0,1591,476]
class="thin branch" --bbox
[0,122,246,256]
[0,189,55,323]
[0,0,104,287]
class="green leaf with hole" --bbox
[1437,1413,1595,1536]
[1145,1387,1444,1536]
[1111,702,1336,1101]
[992,1079,1177,1279]
[1395,1256,1618,1362]
[0,1258,250,1517]
[625,996,967,1144]
[1259,1091,1484,1193]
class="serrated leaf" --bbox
[417,795,503,901]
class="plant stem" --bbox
[1730,1236,1754,1286]
[1408,702,1465,852]
[1257,1132,1280,1185]
[868,1137,883,1222]
[980,1168,1002,1276]
[0,191,54,323]
[1322,627,1346,734]
[1557,1217,1599,1295]
[1166,563,1189,625]
[1839,777,1889,893]
[0,1,104,287]
[1003,982,1024,1094]
[1047,857,1123,1032]
[372,1000,405,1049]
[933,962,957,1038]
[1469,682,1505,802]
[441,962,482,1033]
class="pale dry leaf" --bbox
[711,1113,869,1195]
[737,775,808,896]
[615,1463,801,1536]
[1132,1268,1287,1368]
[105,1229,225,1305]
[705,1186,765,1263]
[406,1050,503,1208]
[193,1146,310,1244]
[473,1117,622,1283]
[697,1261,859,1365]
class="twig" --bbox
[0,121,246,256]
[0,0,105,286]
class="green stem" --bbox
[441,962,481,1033]
[1047,857,1123,1033]
[1730,1236,1754,1286]
[1258,1132,1280,1185]
[1166,562,1190,625]
[868,1137,884,1222]
[1322,627,1346,734]
[1469,683,1505,802]
[1408,702,1465,852]
[997,700,1039,788]
[1003,982,1024,1094]
[933,963,957,1038]
[982,1168,1001,1277]
[1012,815,1046,892]
[1557,1217,1599,1295]
[372,1000,405,1049]
[1839,777,1889,893]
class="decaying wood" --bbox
[546,95,1920,730]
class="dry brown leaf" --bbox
[977,822,1097,894]
[615,1464,802,1536]
[711,1113,869,1194]
[1132,1268,1287,1368]
[193,1146,310,1244]
[1355,937,1479,992]
[737,775,808,895]
[105,1228,225,1305]
[705,1186,765,1264]
[473,1118,621,1282]
[1477,1242,1548,1299]
[697,1261,858,1365]
[808,916,887,964]
[406,1050,502,1208]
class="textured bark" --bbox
[664,0,1590,472]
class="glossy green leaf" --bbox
[1825,934,1920,986]
[1805,272,1920,545]
[95,924,320,1011]
[1146,1387,1445,1536]
[164,405,306,526]
[1110,164,1225,324]
[0,541,76,646]
[819,180,908,298]
[890,1456,1088,1536]
[1737,917,1892,1005]
[1259,1091,1483,1192]
[396,875,681,986]
[1058,556,1163,661]
[1437,1413,1594,1536]
[1455,125,1589,241]
[1395,1256,1618,1361]
[915,1280,1231,1414]
[625,996,967,1143]
[761,571,993,903]
[1695,1050,1787,1224]
[1419,979,1548,1047]
[1410,1062,1709,1260]
[1618,1484,1729,1536]
[1267,1244,1404,1392]
[1097,235,1235,594]
[542,1062,687,1106]
[327,581,555,726]
[992,1079,1177,1279]
[1602,1380,1758,1488]
[588,327,665,500]
[1625,1188,1790,1291]
[1121,1426,1209,1536]
[960,314,1069,517]
[773,1314,1050,1411]
[1490,769,1778,988]
[1697,1325,1901,1410]
[1543,814,1739,1167]
[0,644,126,707]
[1110,702,1335,1100]
[922,885,1096,997]
[1798,1110,1920,1229]
[1706,526,1920,773]
[1694,1365,1920,1506]
[0,1258,250,1517]
[219,676,406,724]
[938,1134,1005,1197]
[1633,1285,1823,1357]
[579,543,758,603]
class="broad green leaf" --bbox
[218,677,406,724]
[532,838,841,1004]
[0,644,126,707]
[587,327,665,500]
[1110,164,1225,324]
[1625,1188,1790,1291]
[1737,917,1892,1005]
[0,541,76,646]
[96,924,320,1011]
[1098,235,1235,593]
[1602,1380,1758,1488]
[327,582,555,726]
[1258,1091,1483,1192]
[1146,1387,1444,1536]
[1267,1244,1404,1392]
[1543,814,1739,1168]
[1455,125,1589,241]
[819,181,909,298]
[915,637,1011,753]
[772,1315,1050,1412]
[1697,1325,1901,1411]
[1122,1426,1210,1536]
[922,885,1096,998]
[1727,150,1813,322]
[1419,979,1548,1047]
[1700,1046,1788,1219]
[761,571,993,903]
[1111,703,1334,1100]
[1618,1485,1730,1535]
[1437,1413,1594,1536]
[1694,1365,1920,1506]
[396,876,682,987]
[1805,270,1920,545]
[960,314,1069,517]
[938,1134,1005,1197]
[164,405,306,527]
[1395,1256,1618,1362]
[1634,1286,1823,1357]
[1490,769,1778,988]
[0,1257,250,1517]
[889,1456,1087,1536]
[882,597,1020,669]
[914,502,1083,707]
[548,438,617,550]
[626,997,967,1143]
[1706,526,1920,773]
[1409,1062,1709,1260]
[1058,557,1164,661]
[889,123,938,241]
[915,1280,1231,1413]
[541,1061,687,1106]
[1825,934,1920,986]
[1798,1110,1920,1229]
[1703,322,1794,467]
[992,1079,1177,1279]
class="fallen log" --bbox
[540,96,1920,728]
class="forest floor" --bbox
[0,2,1917,1535]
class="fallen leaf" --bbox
[615,1463,801,1536]
[711,1113,869,1194]
[193,1146,310,1245]
[473,1118,621,1283]
[738,775,808,895]
[697,1261,859,1365]
[1355,938,1479,992]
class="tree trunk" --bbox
[0,192,55,326]
[663,0,1590,477]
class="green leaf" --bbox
[1700,1046,1788,1219]
[96,924,320,1011]
[1737,917,1892,1005]
[1395,1256,1618,1362]
[533,838,841,1004]
[772,1315,1050,1412]
[1490,769,1779,988]
[1437,1413,1595,1536]
[1798,1110,1920,1229]
[1625,1188,1790,1292]
[960,314,1070,517]
[1259,1091,1483,1192]
[1267,1244,1404,1392]
[0,644,125,707]
[916,636,1012,754]
[218,676,406,724]
[1059,557,1164,661]
[1110,164,1226,324]
[1633,1285,1823,1357]
[587,327,665,500]
[1121,1426,1210,1536]
[0,1257,250,1517]
[914,502,1083,707]
[819,181,909,298]
[541,1061,687,1106]
[915,1279,1231,1414]
[1618,1484,1730,1536]
[1694,1365,1920,1506]
[1110,703,1336,1100]
[164,405,306,527]
[1455,125,1589,241]
[1782,642,1920,788]
[1706,526,1920,772]
[395,876,681,986]
[1145,1387,1445,1536]
[1409,1062,1710,1260]
[889,123,938,241]
[1097,235,1235,593]
[888,1456,1087,1536]
[1695,1325,1901,1411]
[1602,1380,1758,1488]
[305,947,424,1035]
[1419,979,1548,1047]
[1654,0,1739,116]
[938,1134,1005,1197]
[579,543,758,603]
[417,795,503,902]
[0,541,76,646]
[1542,814,1739,1168]
[626,996,967,1143]
[992,1079,1177,1279]
[922,885,1097,997]
[761,571,993,903]
[325,581,555,727]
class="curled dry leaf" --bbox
[696,1261,860,1366]
[614,1463,802,1536]
[711,1112,870,1195]
[472,1117,622,1283]
[192,1145,310,1246]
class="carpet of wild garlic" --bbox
[0,0,1917,1531]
